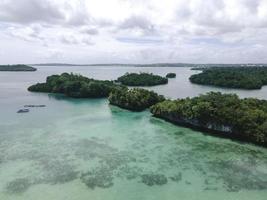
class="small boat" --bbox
[24,105,46,108]
[17,109,29,113]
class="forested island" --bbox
[0,64,36,71]
[189,67,267,89]
[28,73,125,98]
[109,88,165,111]
[151,92,267,146]
[29,72,267,146]
[116,72,168,86]
[166,73,176,78]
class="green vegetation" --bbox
[166,73,176,78]
[117,72,168,86]
[151,92,267,146]
[28,73,124,98]
[109,88,165,111]
[28,71,267,146]
[0,65,36,71]
[189,67,267,89]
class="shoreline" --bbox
[151,114,267,148]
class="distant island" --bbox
[151,92,267,147]
[166,73,176,78]
[190,67,267,89]
[117,72,168,86]
[28,73,125,98]
[32,63,197,67]
[109,88,165,111]
[0,65,36,71]
[31,63,267,68]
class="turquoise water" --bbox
[0,66,267,200]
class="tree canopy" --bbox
[151,92,267,146]
[189,67,267,89]
[117,72,168,86]
[28,71,267,146]
[28,73,124,98]
[109,88,165,111]
[0,65,36,71]
[166,73,176,78]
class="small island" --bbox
[109,88,165,111]
[28,72,267,147]
[28,73,125,98]
[150,92,267,146]
[189,67,267,89]
[116,72,168,86]
[166,73,176,78]
[0,64,36,71]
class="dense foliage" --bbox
[117,72,168,86]
[28,73,124,98]
[166,73,176,78]
[151,92,267,145]
[0,65,36,71]
[189,67,267,89]
[109,88,165,111]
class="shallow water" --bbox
[0,66,267,200]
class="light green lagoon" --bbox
[0,66,267,200]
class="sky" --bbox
[0,0,267,64]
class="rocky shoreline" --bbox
[151,113,267,147]
[150,92,267,147]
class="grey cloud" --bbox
[117,37,163,44]
[60,35,79,45]
[243,0,260,13]
[172,0,267,37]
[81,28,99,35]
[96,19,114,27]
[0,0,92,27]
[0,0,65,24]
[0,0,267,64]
[60,34,94,46]
[66,2,92,27]
[82,38,94,45]
[67,13,90,26]
[7,25,43,42]
[175,1,192,19]
[119,15,155,33]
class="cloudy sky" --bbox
[0,0,267,64]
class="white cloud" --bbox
[0,0,267,64]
